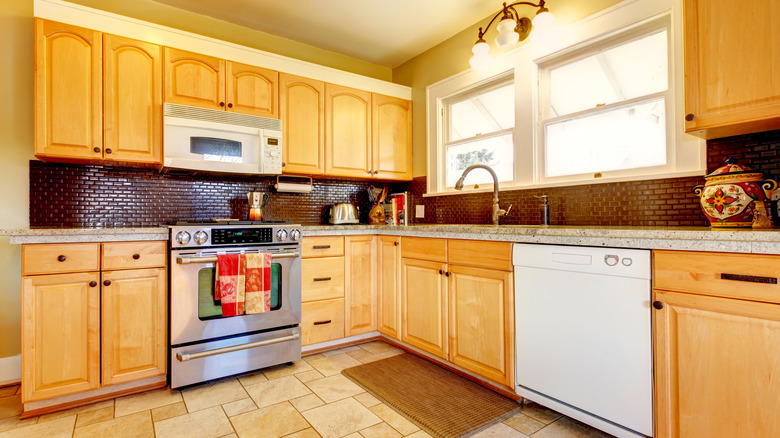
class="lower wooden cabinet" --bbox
[301,236,346,346]
[20,242,167,404]
[377,236,401,339]
[301,298,345,345]
[345,236,377,336]
[401,257,448,359]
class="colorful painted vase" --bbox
[693,158,778,228]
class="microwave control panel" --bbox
[262,130,283,174]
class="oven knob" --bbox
[290,229,301,241]
[276,229,288,241]
[194,230,208,245]
[175,231,191,245]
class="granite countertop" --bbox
[3,224,779,255]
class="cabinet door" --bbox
[34,19,102,161]
[345,236,377,336]
[325,84,372,178]
[372,94,412,181]
[448,265,514,387]
[683,0,780,139]
[164,47,225,110]
[654,290,780,437]
[226,61,278,118]
[103,34,162,164]
[102,268,167,386]
[401,258,447,359]
[280,74,325,175]
[377,236,401,339]
[21,272,100,402]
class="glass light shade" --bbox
[532,11,554,30]
[495,18,520,50]
[469,41,491,70]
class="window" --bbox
[539,19,671,181]
[442,77,514,188]
[425,0,704,196]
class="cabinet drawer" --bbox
[22,243,100,275]
[102,241,167,270]
[302,236,344,258]
[448,240,512,271]
[302,257,345,302]
[301,298,345,346]
[402,237,446,262]
[654,250,780,304]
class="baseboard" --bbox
[301,332,381,355]
[0,355,21,386]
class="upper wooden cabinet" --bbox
[372,94,412,180]
[34,19,162,164]
[325,84,412,181]
[164,48,278,118]
[103,34,162,164]
[34,19,102,160]
[683,0,780,139]
[280,73,325,175]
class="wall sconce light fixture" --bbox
[470,1,554,69]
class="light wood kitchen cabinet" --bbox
[345,236,377,336]
[653,250,780,437]
[34,19,102,161]
[372,94,412,180]
[21,272,101,402]
[101,267,167,386]
[377,236,401,339]
[325,84,373,178]
[103,34,162,164]
[301,236,346,346]
[35,19,162,164]
[280,73,325,175]
[683,0,780,139]
[20,241,167,404]
[164,48,278,117]
[400,237,514,387]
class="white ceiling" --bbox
[150,0,501,68]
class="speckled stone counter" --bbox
[4,224,780,255]
[302,224,780,255]
[2,227,168,244]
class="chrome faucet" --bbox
[454,164,512,225]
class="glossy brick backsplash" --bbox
[29,130,780,228]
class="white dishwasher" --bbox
[513,243,652,438]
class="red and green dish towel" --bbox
[215,253,272,317]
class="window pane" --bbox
[545,98,666,177]
[449,83,514,141]
[446,133,513,187]
[549,30,667,117]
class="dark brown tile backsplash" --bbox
[29,129,780,228]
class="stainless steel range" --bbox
[169,221,302,388]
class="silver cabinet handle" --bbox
[177,252,298,264]
[176,333,300,361]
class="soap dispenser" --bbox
[534,195,550,225]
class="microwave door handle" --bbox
[177,252,299,265]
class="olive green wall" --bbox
[392,0,625,177]
[65,0,392,81]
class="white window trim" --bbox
[425,0,705,197]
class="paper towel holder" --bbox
[274,175,313,193]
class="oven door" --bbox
[169,245,301,346]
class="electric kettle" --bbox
[329,203,359,224]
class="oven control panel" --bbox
[170,224,301,248]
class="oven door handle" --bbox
[176,252,299,264]
[176,332,301,362]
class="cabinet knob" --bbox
[219,102,225,107]
[132,253,140,260]
[103,280,111,287]
[438,269,444,275]
[652,301,664,310]
[373,170,379,175]
[227,103,233,108]
[394,241,399,246]
[57,255,66,262]
[89,281,97,287]
[282,162,286,167]
[367,169,373,175]
[685,113,695,122]
[445,272,451,277]
[105,148,112,154]
[93,147,101,153]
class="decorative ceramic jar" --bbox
[693,158,778,228]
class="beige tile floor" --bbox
[0,341,614,438]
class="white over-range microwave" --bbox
[163,103,283,175]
